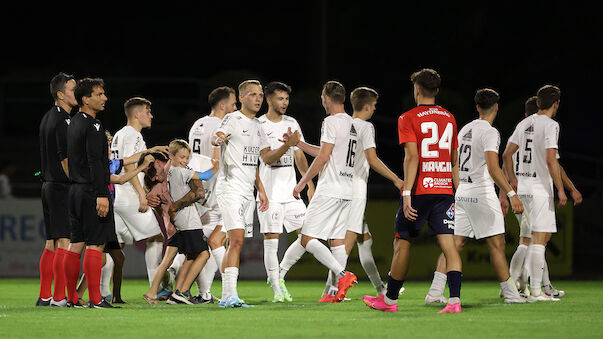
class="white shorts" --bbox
[518,194,557,233]
[200,205,226,239]
[216,194,254,238]
[346,198,368,234]
[258,200,306,234]
[113,201,161,244]
[302,195,351,240]
[454,188,505,240]
[514,212,531,238]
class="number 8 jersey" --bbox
[398,104,458,195]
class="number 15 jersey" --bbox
[398,104,458,196]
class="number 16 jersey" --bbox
[398,104,458,196]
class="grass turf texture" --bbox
[1,279,603,338]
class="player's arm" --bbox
[451,148,460,191]
[255,168,269,212]
[560,165,582,205]
[295,140,320,158]
[86,125,110,217]
[293,142,333,199]
[56,119,69,178]
[260,129,301,165]
[294,148,315,201]
[122,146,169,166]
[365,148,403,192]
[546,148,567,206]
[502,143,519,192]
[168,178,205,220]
[486,151,524,214]
[124,160,150,212]
[401,142,419,220]
[111,155,155,185]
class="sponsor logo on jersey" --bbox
[242,146,260,166]
[93,123,101,131]
[456,196,478,203]
[339,171,353,179]
[423,177,434,188]
[65,118,70,125]
[462,129,472,141]
[417,107,450,118]
[422,161,452,173]
[446,203,455,219]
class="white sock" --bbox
[196,252,217,295]
[263,238,281,295]
[384,294,397,305]
[145,241,163,287]
[529,244,546,295]
[428,271,447,297]
[305,239,344,275]
[357,238,385,294]
[211,246,226,275]
[510,244,528,282]
[542,257,551,286]
[522,244,533,282]
[100,254,114,297]
[169,253,185,272]
[279,236,305,279]
[500,277,521,300]
[221,267,239,300]
[322,245,347,294]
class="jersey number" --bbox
[522,138,532,164]
[420,122,453,158]
[459,144,471,172]
[346,139,357,167]
[111,150,119,159]
[192,138,201,154]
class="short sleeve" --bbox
[216,113,235,136]
[483,128,501,153]
[122,134,143,158]
[174,166,195,185]
[398,114,416,145]
[320,117,336,144]
[258,123,270,151]
[451,119,458,150]
[361,122,376,150]
[507,124,521,146]
[55,117,69,160]
[544,121,559,150]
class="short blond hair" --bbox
[238,80,262,96]
[168,139,191,155]
[105,131,113,144]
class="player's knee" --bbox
[229,237,244,250]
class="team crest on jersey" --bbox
[446,203,455,219]
[271,211,280,222]
[423,177,434,188]
[462,129,472,141]
[93,123,101,131]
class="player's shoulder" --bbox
[257,114,268,123]
[282,115,298,124]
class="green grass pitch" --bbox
[1,279,602,338]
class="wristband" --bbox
[402,190,411,197]
[507,190,516,198]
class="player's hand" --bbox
[283,128,301,147]
[258,189,269,212]
[138,194,150,212]
[279,130,292,144]
[293,181,306,200]
[570,189,583,206]
[147,193,161,208]
[509,195,524,214]
[510,178,518,193]
[557,190,567,207]
[402,195,418,221]
[150,145,169,154]
[215,133,231,146]
[499,192,509,215]
[167,205,176,224]
[307,184,315,202]
[96,197,109,217]
[142,154,155,167]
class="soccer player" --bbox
[285,81,359,303]
[364,69,462,313]
[452,88,525,303]
[64,78,115,308]
[37,72,77,306]
[188,86,236,303]
[256,81,312,302]
[213,80,269,307]
[111,97,164,288]
[502,85,577,302]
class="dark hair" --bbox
[124,97,152,118]
[50,72,74,100]
[350,87,379,111]
[322,81,346,104]
[208,86,236,109]
[139,151,169,190]
[536,85,561,110]
[264,82,292,97]
[74,78,104,106]
[474,88,500,110]
[525,96,538,115]
[410,68,441,97]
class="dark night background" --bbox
[1,2,601,275]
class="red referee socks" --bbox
[38,248,55,299]
[83,249,103,305]
[63,250,81,303]
[52,248,68,301]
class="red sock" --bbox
[63,250,81,303]
[84,249,103,304]
[52,248,67,301]
[38,248,55,299]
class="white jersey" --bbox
[111,125,146,198]
[457,119,500,190]
[351,118,376,199]
[215,111,265,199]
[507,114,560,197]
[314,113,357,199]
[188,115,222,208]
[257,114,305,203]
[167,166,202,231]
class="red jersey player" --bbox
[363,68,463,314]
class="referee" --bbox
[37,73,78,307]
[63,77,116,308]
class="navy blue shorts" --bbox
[394,194,455,240]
